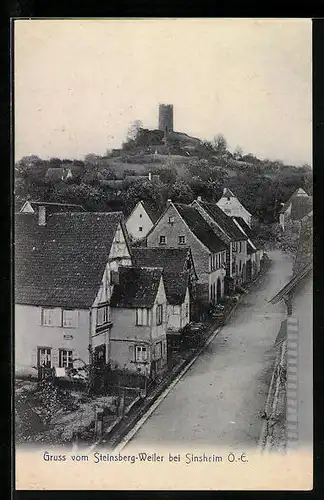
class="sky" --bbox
[14,19,312,166]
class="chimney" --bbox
[166,198,172,207]
[38,205,46,226]
[148,172,152,181]
[197,196,202,202]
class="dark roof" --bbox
[21,201,85,213]
[110,267,163,308]
[279,188,310,214]
[174,203,227,253]
[100,180,123,189]
[290,196,313,220]
[197,200,246,241]
[132,247,193,274]
[131,247,196,304]
[15,211,127,308]
[163,271,189,305]
[293,212,313,275]
[269,261,312,305]
[231,216,252,238]
[141,200,161,223]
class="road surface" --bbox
[124,250,293,450]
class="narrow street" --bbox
[124,250,293,450]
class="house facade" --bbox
[146,201,227,306]
[217,188,252,227]
[126,200,159,241]
[110,267,168,378]
[131,247,197,331]
[192,198,248,290]
[15,210,132,379]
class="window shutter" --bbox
[38,307,43,326]
[52,349,59,367]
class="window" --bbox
[135,345,148,363]
[168,216,175,224]
[115,228,121,243]
[172,305,180,315]
[136,308,149,326]
[37,347,51,368]
[59,349,73,368]
[156,304,163,325]
[185,303,189,318]
[139,226,143,232]
[42,309,55,326]
[62,310,79,328]
[155,341,162,360]
[139,213,142,218]
[97,304,109,326]
[178,235,186,245]
[159,235,166,245]
[210,284,213,301]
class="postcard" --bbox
[14,18,313,491]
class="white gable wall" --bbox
[126,201,154,240]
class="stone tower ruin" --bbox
[158,104,174,134]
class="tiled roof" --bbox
[132,247,193,274]
[110,266,163,308]
[15,211,127,308]
[279,187,310,214]
[290,196,313,220]
[197,200,246,241]
[21,201,85,213]
[231,216,252,238]
[141,200,161,223]
[174,203,227,253]
[132,247,195,304]
[163,271,189,305]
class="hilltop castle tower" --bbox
[158,104,174,134]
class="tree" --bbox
[233,146,243,160]
[169,180,194,204]
[213,133,228,153]
[127,120,143,141]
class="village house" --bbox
[279,187,313,231]
[145,200,227,306]
[230,216,263,282]
[126,199,161,241]
[192,197,248,291]
[109,266,168,380]
[15,209,133,379]
[217,188,252,227]
[131,247,198,331]
[45,166,73,182]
